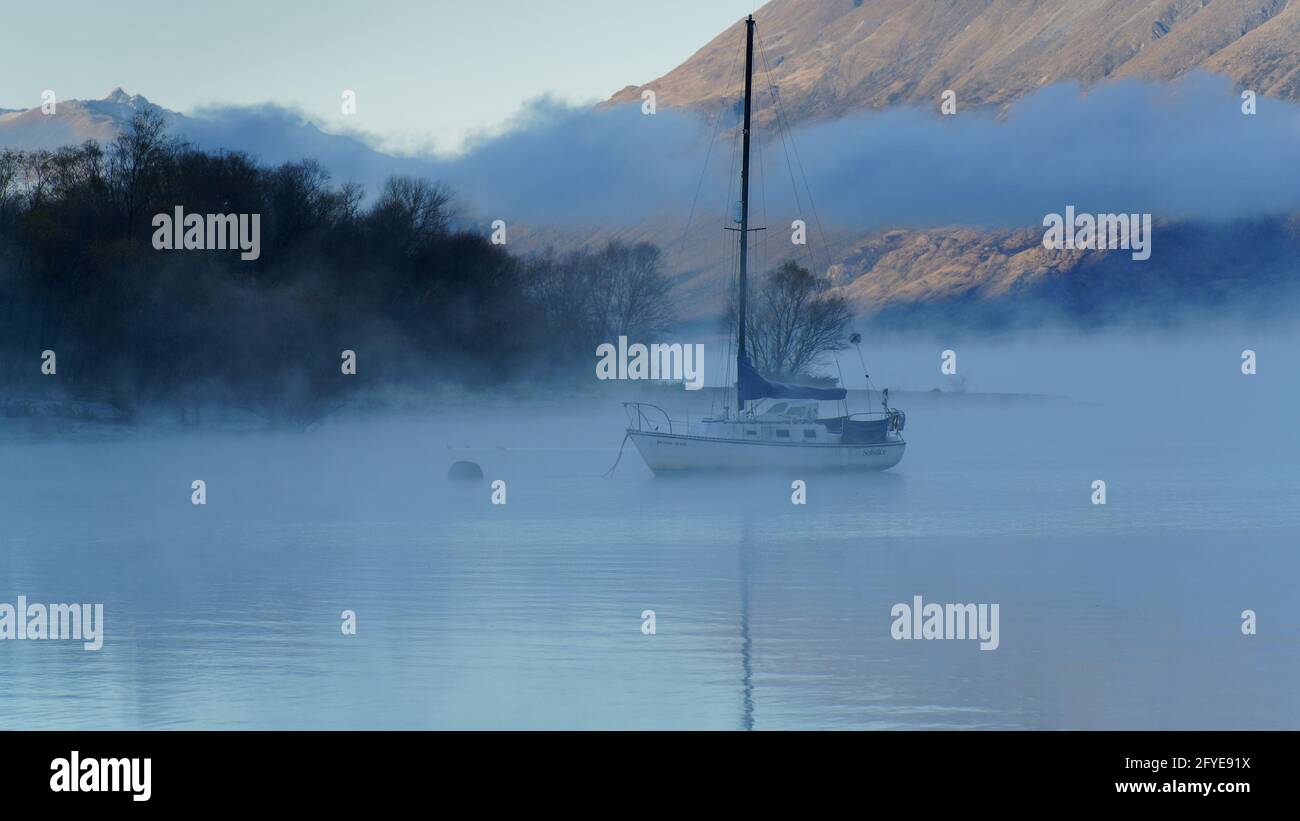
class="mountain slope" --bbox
[509,210,1300,327]
[609,0,1300,125]
[597,0,1300,324]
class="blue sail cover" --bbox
[737,352,847,401]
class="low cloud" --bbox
[788,72,1300,227]
[168,71,1300,229]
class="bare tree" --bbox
[369,176,452,255]
[108,107,173,233]
[523,247,601,348]
[0,149,20,210]
[734,260,852,380]
[523,240,675,356]
[18,149,54,207]
[599,241,674,339]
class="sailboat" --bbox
[623,15,906,474]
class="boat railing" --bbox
[622,402,675,434]
[840,408,906,432]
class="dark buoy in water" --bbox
[447,461,484,482]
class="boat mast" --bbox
[736,14,755,416]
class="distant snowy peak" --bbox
[94,87,157,110]
[104,87,137,104]
[0,89,171,151]
[0,88,157,117]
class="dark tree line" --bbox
[0,110,675,425]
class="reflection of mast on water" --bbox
[740,519,754,731]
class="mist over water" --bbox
[2,320,1297,729]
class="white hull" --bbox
[629,430,905,473]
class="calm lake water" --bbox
[2,330,1298,729]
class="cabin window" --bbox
[775,429,790,439]
[745,429,758,437]
[803,429,817,439]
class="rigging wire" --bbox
[754,27,886,415]
[756,30,838,278]
[756,32,833,278]
[667,41,740,422]
[667,39,743,279]
[718,81,744,420]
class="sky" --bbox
[0,0,761,155]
